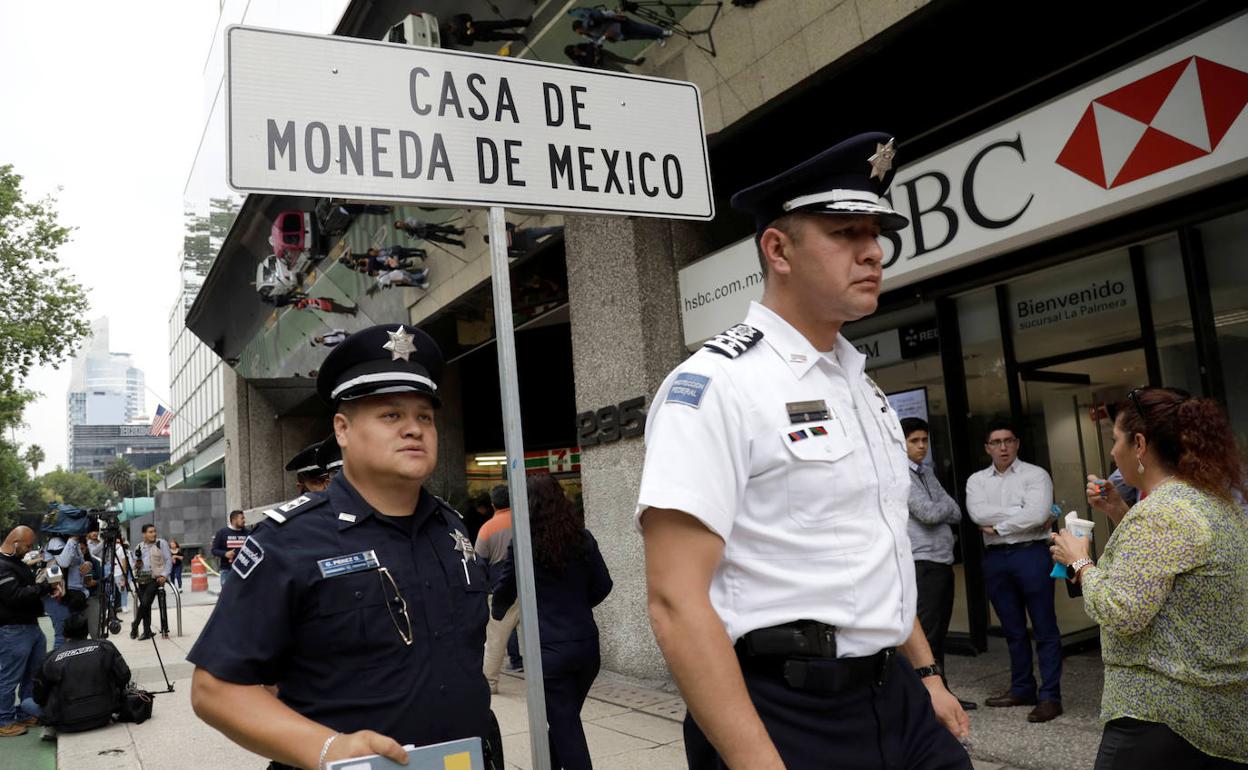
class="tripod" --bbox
[94,514,175,694]
[618,0,723,56]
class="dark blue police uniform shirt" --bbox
[187,473,491,746]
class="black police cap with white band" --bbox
[284,442,326,476]
[315,434,343,472]
[730,132,909,235]
[315,324,444,406]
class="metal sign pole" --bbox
[486,206,551,770]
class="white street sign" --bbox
[226,25,713,219]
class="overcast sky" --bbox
[1,2,220,469]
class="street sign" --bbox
[226,25,713,219]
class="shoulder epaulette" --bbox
[702,324,763,359]
[433,494,465,521]
[261,494,322,525]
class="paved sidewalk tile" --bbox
[589,710,684,744]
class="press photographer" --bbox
[0,525,63,738]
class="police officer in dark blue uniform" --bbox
[188,324,493,770]
[284,442,331,494]
[316,434,343,479]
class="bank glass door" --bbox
[1018,348,1145,636]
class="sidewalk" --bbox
[49,581,1103,770]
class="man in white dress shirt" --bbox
[965,419,1062,722]
[636,133,971,770]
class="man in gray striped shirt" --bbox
[902,418,975,712]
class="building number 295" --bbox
[576,397,645,447]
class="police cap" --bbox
[730,132,909,236]
[316,324,443,407]
[316,434,343,472]
[284,442,326,476]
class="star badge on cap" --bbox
[868,138,897,181]
[382,326,417,361]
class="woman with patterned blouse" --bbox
[1051,387,1248,769]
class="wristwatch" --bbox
[1070,558,1094,578]
[914,663,943,680]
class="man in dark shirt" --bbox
[29,612,130,736]
[0,526,61,736]
[211,511,249,590]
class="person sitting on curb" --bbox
[26,612,131,739]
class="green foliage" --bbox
[104,457,136,498]
[23,444,44,473]
[0,165,91,392]
[36,468,112,510]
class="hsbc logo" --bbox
[1056,56,1248,188]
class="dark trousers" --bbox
[684,655,971,770]
[1095,718,1247,769]
[508,627,523,667]
[914,561,954,670]
[983,541,1062,702]
[469,19,529,42]
[542,639,600,770]
[131,581,168,636]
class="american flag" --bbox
[149,405,174,437]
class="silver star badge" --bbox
[868,138,897,181]
[382,326,416,361]
[450,530,476,561]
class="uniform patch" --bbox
[809,425,829,436]
[232,537,265,579]
[702,324,763,358]
[788,429,809,442]
[337,512,357,523]
[665,372,711,408]
[317,549,380,579]
[279,495,311,512]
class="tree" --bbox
[23,444,44,474]
[0,165,91,392]
[35,469,112,510]
[104,457,136,498]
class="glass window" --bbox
[1006,248,1140,363]
[1198,208,1248,447]
[1142,234,1200,395]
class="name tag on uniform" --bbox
[317,550,380,579]
[786,400,830,424]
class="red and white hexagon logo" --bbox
[1056,56,1248,189]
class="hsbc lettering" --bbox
[880,134,1035,269]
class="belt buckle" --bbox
[875,648,895,687]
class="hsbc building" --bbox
[670,5,1248,655]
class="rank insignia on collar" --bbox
[383,326,417,361]
[450,530,476,561]
[703,324,763,359]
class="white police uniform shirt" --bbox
[636,301,916,658]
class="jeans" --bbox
[42,596,69,648]
[983,541,1063,702]
[219,569,231,590]
[0,624,46,725]
[19,697,41,721]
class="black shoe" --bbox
[129,629,138,640]
[138,631,156,641]
[958,699,978,711]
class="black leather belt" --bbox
[735,621,896,693]
[985,538,1048,552]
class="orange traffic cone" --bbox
[191,556,208,592]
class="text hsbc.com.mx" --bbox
[684,271,764,313]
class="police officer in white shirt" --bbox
[637,133,971,770]
[965,419,1062,723]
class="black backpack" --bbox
[118,683,153,724]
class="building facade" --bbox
[66,317,147,465]
[69,424,170,480]
[184,0,1248,682]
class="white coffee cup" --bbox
[1064,512,1095,539]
